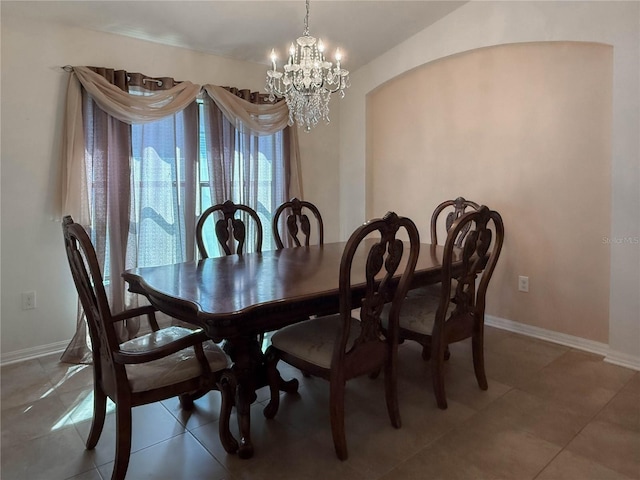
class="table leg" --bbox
[224,335,259,458]
[235,381,254,458]
[223,334,299,459]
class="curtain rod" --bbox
[60,65,164,86]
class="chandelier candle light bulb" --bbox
[265,0,350,132]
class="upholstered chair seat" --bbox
[392,297,438,336]
[122,326,229,392]
[405,283,449,299]
[270,316,360,369]
[382,286,438,329]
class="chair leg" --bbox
[329,379,348,460]
[384,359,401,429]
[431,340,448,410]
[178,386,211,410]
[421,340,449,361]
[472,331,488,391]
[421,344,431,361]
[178,393,195,410]
[112,404,132,480]
[218,372,239,454]
[420,336,433,361]
[86,383,107,449]
[263,346,281,419]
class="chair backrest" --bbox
[437,206,504,330]
[196,200,263,258]
[335,212,420,374]
[62,216,126,390]
[272,197,324,249]
[430,196,480,247]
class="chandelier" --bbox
[265,0,350,132]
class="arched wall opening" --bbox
[366,41,612,342]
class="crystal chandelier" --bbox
[265,0,350,132]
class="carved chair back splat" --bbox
[430,196,480,247]
[196,200,263,258]
[272,197,324,249]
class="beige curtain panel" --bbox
[62,66,301,226]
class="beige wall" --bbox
[367,42,612,342]
[340,1,639,367]
[0,14,339,359]
[297,98,341,244]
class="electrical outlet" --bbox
[518,276,529,293]
[22,291,36,310]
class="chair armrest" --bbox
[111,305,160,331]
[113,329,210,365]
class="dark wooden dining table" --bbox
[123,241,458,459]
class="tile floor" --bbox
[1,326,639,480]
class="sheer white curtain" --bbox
[127,102,199,269]
[200,89,292,255]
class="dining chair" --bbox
[263,211,420,460]
[272,197,324,249]
[405,196,482,367]
[394,206,504,409]
[430,196,480,246]
[62,216,238,480]
[196,200,263,258]
[196,200,267,346]
[410,197,480,299]
[271,197,326,373]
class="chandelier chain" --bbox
[303,0,310,36]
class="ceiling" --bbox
[2,1,466,71]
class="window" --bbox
[126,100,286,267]
[63,68,296,362]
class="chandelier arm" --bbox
[285,81,342,95]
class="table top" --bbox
[123,242,454,340]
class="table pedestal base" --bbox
[223,334,298,459]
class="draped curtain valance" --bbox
[62,65,301,226]
[203,84,289,135]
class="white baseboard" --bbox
[485,315,640,371]
[1,340,68,366]
[604,350,640,371]
[3,318,639,372]
[485,315,609,356]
